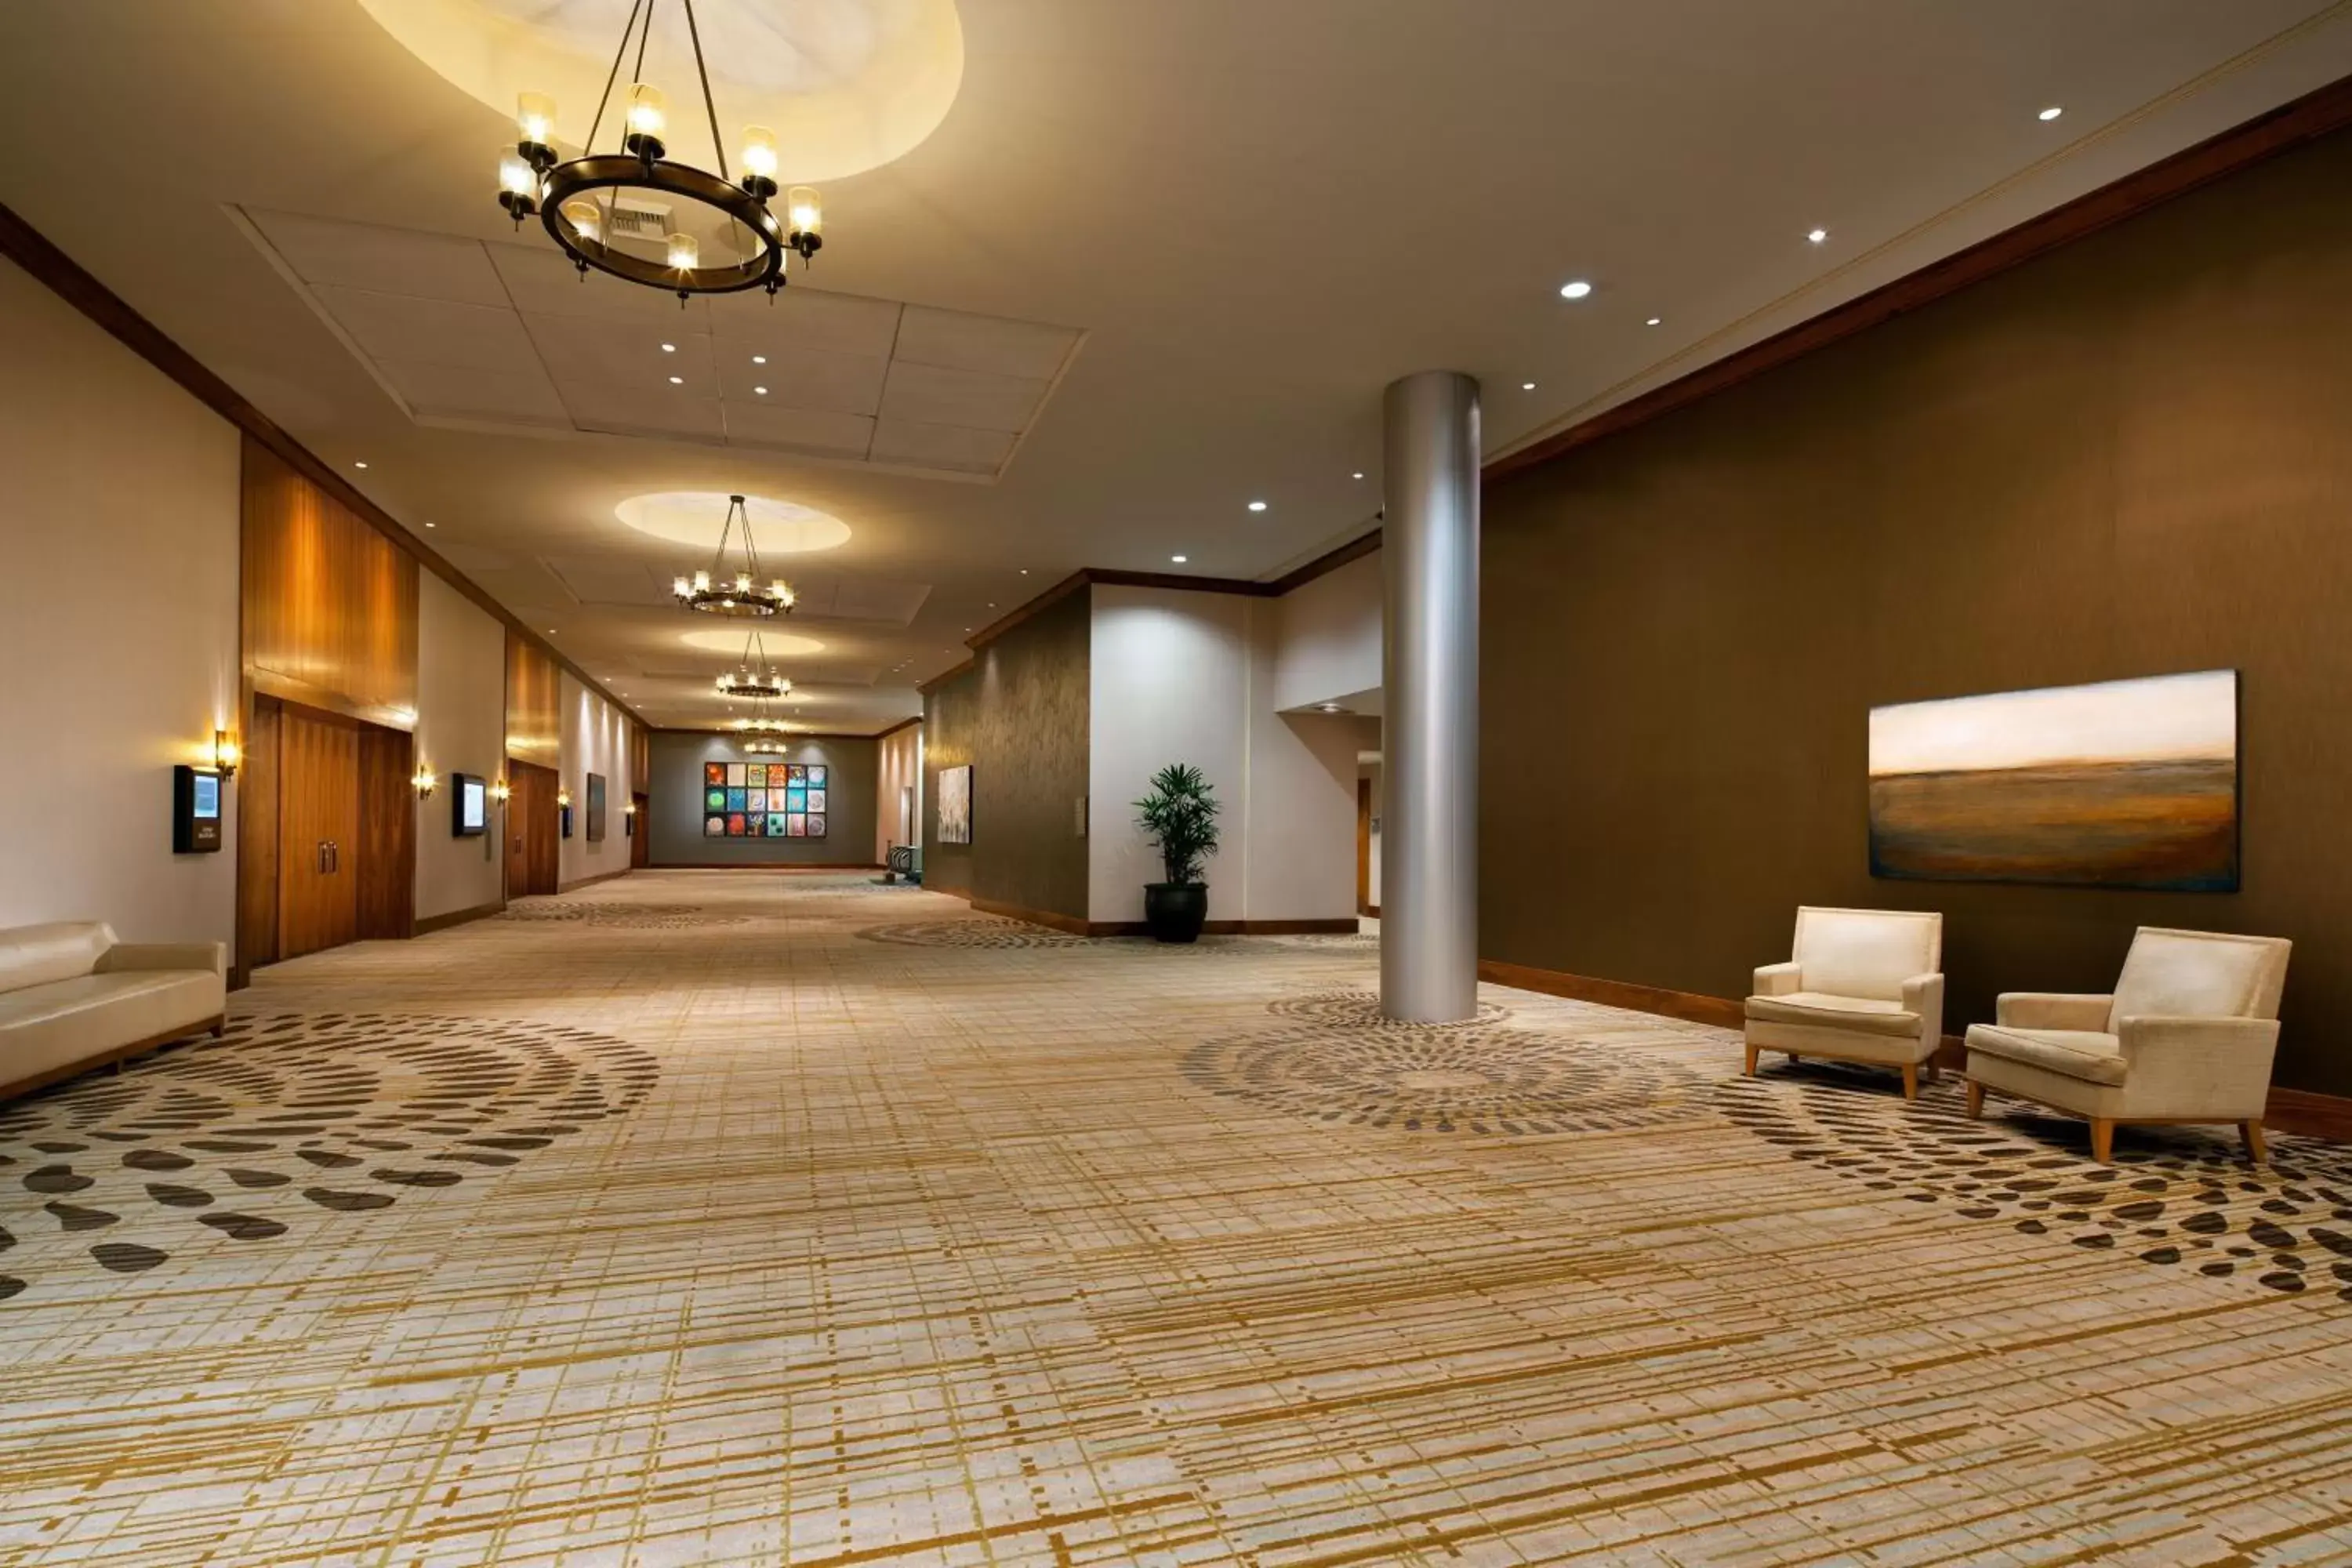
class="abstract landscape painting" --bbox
[1868,670,2238,891]
[938,764,973,845]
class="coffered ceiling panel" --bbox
[240,208,1084,481]
[540,557,678,609]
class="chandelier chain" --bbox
[583,0,648,158]
[681,0,730,183]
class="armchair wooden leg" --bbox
[1965,1080,1984,1119]
[1923,1060,1939,1086]
[2089,1118,2115,1165]
[1743,1042,1758,1077]
[1900,1063,1918,1101]
[2240,1121,2268,1165]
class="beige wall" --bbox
[559,673,633,888]
[0,255,241,951]
[875,723,923,864]
[1088,586,1356,926]
[1483,123,2352,1096]
[412,573,506,921]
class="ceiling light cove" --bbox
[681,627,825,658]
[360,0,965,184]
[617,492,851,554]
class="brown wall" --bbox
[924,585,1091,920]
[241,437,417,727]
[505,633,560,770]
[1483,122,2352,1097]
[644,731,880,867]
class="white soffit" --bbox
[236,207,1085,481]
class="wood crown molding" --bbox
[1485,71,2352,483]
[0,199,643,737]
[872,715,923,742]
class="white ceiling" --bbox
[5,1,2352,732]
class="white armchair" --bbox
[1744,907,1945,1098]
[1965,927,2291,1164]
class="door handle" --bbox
[317,840,329,874]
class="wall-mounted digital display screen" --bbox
[453,772,488,837]
[191,774,220,820]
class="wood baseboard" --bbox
[0,1014,224,1105]
[557,868,633,895]
[969,895,1091,935]
[415,900,505,937]
[649,862,886,872]
[1476,959,1747,1029]
[2259,1087,2352,1142]
[1087,917,1361,938]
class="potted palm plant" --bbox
[1134,762,1221,943]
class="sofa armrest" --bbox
[96,941,227,978]
[1900,972,1945,1040]
[2116,1014,2279,1117]
[1752,961,1802,998]
[1995,992,2113,1031]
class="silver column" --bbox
[1380,369,1480,1022]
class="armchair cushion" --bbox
[1964,1024,2127,1087]
[1746,992,1920,1039]
[1793,907,1941,1002]
[2110,928,2291,1028]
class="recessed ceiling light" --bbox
[1646,317,1662,327]
[667,375,684,385]
[754,386,768,395]
[1171,554,1188,564]
[1559,280,1593,299]
[752,354,767,365]
[2038,106,2063,122]
[353,461,368,470]
[424,521,436,528]
[1522,381,1536,391]
[1247,500,1268,513]
[1019,568,1029,575]
[661,343,677,353]
[1807,228,1829,245]
[1352,471,1365,481]
[547,628,557,634]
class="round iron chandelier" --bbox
[673,494,796,617]
[495,0,824,302]
[716,627,792,699]
[739,732,791,755]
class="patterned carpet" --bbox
[2,870,2348,1566]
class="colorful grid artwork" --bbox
[702,754,832,838]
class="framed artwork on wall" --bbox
[1868,670,2239,891]
[586,773,607,842]
[702,754,830,838]
[938,764,973,844]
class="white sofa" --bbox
[1744,906,1946,1098]
[1965,927,2290,1164]
[0,923,227,1102]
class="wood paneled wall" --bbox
[241,437,418,727]
[629,723,651,794]
[505,632,560,769]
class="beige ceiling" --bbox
[5,1,2352,734]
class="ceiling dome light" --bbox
[490,0,826,303]
[1559,280,1593,299]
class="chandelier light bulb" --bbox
[626,83,668,143]
[561,198,603,247]
[735,572,753,593]
[666,232,699,270]
[788,187,822,237]
[740,125,780,194]
[498,147,537,198]
[673,575,691,596]
[693,570,711,591]
[515,91,557,149]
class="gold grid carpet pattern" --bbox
[2,870,2350,1566]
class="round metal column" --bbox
[1380,369,1481,1022]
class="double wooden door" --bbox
[279,709,360,958]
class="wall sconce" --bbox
[557,788,572,809]
[211,728,240,780]
[491,778,511,804]
[412,764,437,797]
[622,800,637,816]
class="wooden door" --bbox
[356,726,416,940]
[630,793,651,869]
[504,771,531,899]
[1356,777,1373,916]
[237,697,283,973]
[279,710,359,958]
[505,762,560,897]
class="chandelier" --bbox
[495,0,823,301]
[716,627,792,699]
[739,732,790,755]
[673,494,794,616]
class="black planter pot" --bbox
[1143,882,1208,943]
